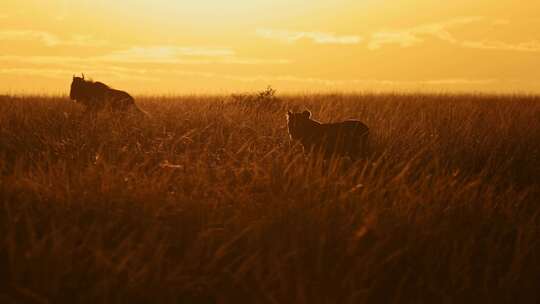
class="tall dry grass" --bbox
[0,92,539,303]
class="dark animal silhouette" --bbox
[69,74,144,115]
[287,110,369,159]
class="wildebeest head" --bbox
[286,110,312,140]
[70,74,86,101]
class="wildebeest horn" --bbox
[81,73,85,79]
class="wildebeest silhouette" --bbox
[287,110,369,159]
[69,74,144,115]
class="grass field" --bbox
[0,91,539,303]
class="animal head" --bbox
[70,74,110,103]
[286,110,312,140]
[70,74,86,101]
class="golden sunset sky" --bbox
[1,0,540,94]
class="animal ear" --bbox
[81,73,85,79]
[287,110,292,116]
[302,110,311,118]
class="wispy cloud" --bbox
[66,34,109,47]
[0,30,108,47]
[0,30,61,47]
[257,29,362,45]
[107,46,235,59]
[368,32,423,49]
[492,19,510,26]
[0,67,157,82]
[0,42,291,69]
[0,60,495,88]
[368,17,482,50]
[222,75,498,87]
[100,46,290,64]
[100,46,235,63]
[368,17,540,53]
[460,40,540,52]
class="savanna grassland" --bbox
[0,91,539,304]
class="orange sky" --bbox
[1,0,540,94]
